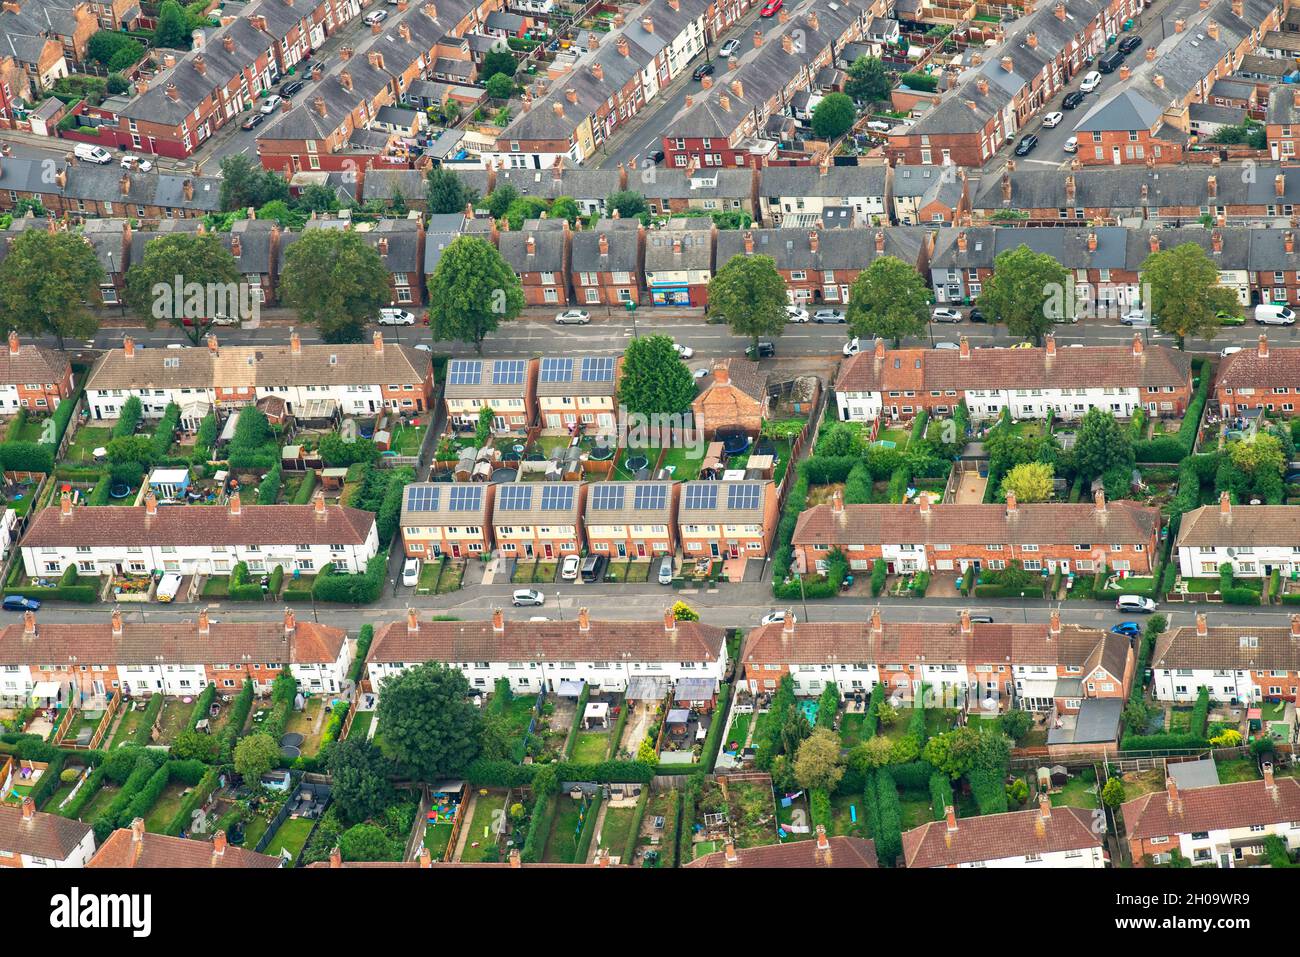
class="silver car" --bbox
[512,589,545,607]
[555,309,591,324]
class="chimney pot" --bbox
[945,805,957,831]
[313,490,326,514]
[493,608,505,634]
[1196,612,1209,636]
[229,491,241,516]
[578,606,590,632]
[1259,334,1269,359]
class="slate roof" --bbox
[424,212,467,274]
[0,802,93,863]
[223,218,279,273]
[903,804,1101,867]
[499,218,567,272]
[644,221,713,272]
[688,835,878,868]
[973,166,1300,212]
[641,168,754,202]
[1122,776,1300,840]
[359,217,422,272]
[717,226,924,271]
[1152,619,1300,673]
[361,169,433,204]
[1267,83,1300,126]
[569,219,640,273]
[695,358,767,404]
[761,164,889,200]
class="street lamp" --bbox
[556,591,563,622]
[1020,590,1028,624]
[795,571,810,624]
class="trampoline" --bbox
[721,434,750,456]
[588,443,614,461]
[280,732,304,748]
[109,483,133,499]
[490,468,517,483]
[624,455,649,472]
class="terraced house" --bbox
[490,482,585,559]
[0,330,75,414]
[1150,612,1300,704]
[443,357,538,434]
[903,799,1106,868]
[0,799,96,869]
[834,336,1193,424]
[792,489,1161,577]
[535,355,620,434]
[399,483,493,560]
[740,608,1133,716]
[568,219,643,306]
[582,480,678,560]
[1215,335,1300,415]
[498,217,570,307]
[84,331,434,422]
[757,163,888,228]
[366,607,727,696]
[677,479,777,560]
[1176,495,1300,580]
[0,159,223,219]
[0,607,350,704]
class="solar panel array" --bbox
[448,485,483,512]
[580,357,615,382]
[683,484,718,510]
[539,357,574,382]
[492,359,527,385]
[541,485,575,511]
[633,484,667,510]
[497,485,533,511]
[405,486,440,512]
[448,359,482,385]
[728,483,762,510]
[590,485,625,510]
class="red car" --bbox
[760,0,782,15]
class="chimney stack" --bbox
[578,606,590,632]
[290,330,302,355]
[493,608,505,634]
[664,607,676,633]
[1219,490,1232,517]
[1049,608,1061,638]
[960,610,973,636]
[22,610,35,638]
[918,492,932,516]
[945,805,957,832]
[958,336,970,359]
[1264,761,1276,791]
[1005,490,1017,514]
[831,488,844,514]
[229,491,242,516]
[373,331,384,355]
[1259,333,1269,359]
[874,231,885,254]
[1166,774,1180,812]
[783,609,796,635]
[816,824,829,851]
[21,796,34,820]
[60,491,72,516]
[1132,334,1144,357]
[1290,614,1300,641]
[1039,793,1051,821]
[198,609,210,635]
[1196,612,1209,637]
[207,333,218,356]
[874,338,885,360]
[145,491,158,516]
[1045,333,1056,357]
[1094,489,1106,513]
[112,608,123,637]
[313,490,326,515]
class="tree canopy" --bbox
[845,55,891,103]
[811,93,857,140]
[326,737,397,825]
[846,255,930,346]
[123,232,242,343]
[218,155,290,212]
[976,244,1070,343]
[617,334,698,417]
[1073,408,1133,481]
[1142,242,1241,349]
[1000,461,1054,503]
[278,230,390,343]
[376,663,482,780]
[0,229,104,348]
[425,168,477,215]
[426,235,524,353]
[707,253,787,349]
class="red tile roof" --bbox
[1215,342,1300,393]
[902,804,1101,868]
[687,835,878,868]
[0,801,93,862]
[1121,775,1300,840]
[88,825,282,868]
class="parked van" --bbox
[155,573,183,603]
[580,554,606,583]
[402,558,420,587]
[657,555,674,585]
[1097,49,1125,74]
[74,142,112,164]
[1255,304,1297,325]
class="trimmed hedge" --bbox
[348,625,374,683]
[462,757,659,787]
[133,693,164,746]
[1121,731,1209,751]
[292,469,318,504]
[678,774,703,866]
[929,772,954,821]
[521,767,558,863]
[226,562,267,601]
[1135,360,1209,462]
[698,681,731,771]
[188,685,216,731]
[5,564,100,603]
[217,680,254,760]
[312,547,388,604]
[165,764,221,836]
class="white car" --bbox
[1042,111,1064,128]
[260,94,283,114]
[760,610,789,626]
[401,558,420,587]
[363,9,388,25]
[674,342,694,359]
[785,305,810,323]
[934,341,960,350]
[555,309,590,324]
[1221,346,1243,357]
[1079,71,1102,93]
[1120,310,1151,327]
[414,343,433,353]
[1063,136,1079,153]
[931,307,963,323]
[120,156,153,172]
[719,37,741,58]
[812,308,846,323]
[208,313,238,326]
[842,337,860,357]
[378,307,416,325]
[560,555,581,580]
[511,588,545,607]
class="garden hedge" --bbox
[677,774,702,866]
[132,693,165,746]
[697,681,731,772]
[572,793,602,864]
[929,772,954,821]
[165,765,222,837]
[872,767,902,867]
[521,767,558,863]
[188,685,216,731]
[348,625,375,683]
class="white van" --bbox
[1255,304,1296,325]
[74,142,112,164]
[155,573,183,603]
[402,557,420,587]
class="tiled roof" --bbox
[1121,776,1300,840]
[903,804,1101,867]
[21,501,376,549]
[836,341,1190,394]
[89,827,282,868]
[1175,503,1300,549]
[1215,343,1300,393]
[0,802,93,862]
[0,334,70,388]
[368,614,726,664]
[792,499,1159,549]
[760,164,888,200]
[688,835,878,867]
[716,227,927,272]
[0,616,346,667]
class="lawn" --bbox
[347,710,375,741]
[726,712,751,751]
[874,428,910,450]
[1120,768,1166,799]
[388,424,426,456]
[542,794,588,863]
[435,560,464,594]
[658,445,704,481]
[570,731,611,763]
[264,816,315,863]
[144,781,189,833]
[1049,768,1099,809]
[594,805,639,858]
[284,697,327,756]
[64,426,113,464]
[201,576,229,597]
[830,791,869,839]
[1216,757,1261,784]
[839,712,867,748]
[42,779,79,813]
[424,820,454,861]
[459,790,508,863]
[614,446,661,481]
[153,699,193,745]
[416,559,443,592]
[78,782,120,822]
[108,704,148,749]
[1260,700,1287,722]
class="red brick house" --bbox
[89,820,283,868]
[1214,334,1300,415]
[583,480,677,560]
[677,479,778,560]
[490,482,585,560]
[0,330,75,415]
[568,220,643,307]
[499,218,570,307]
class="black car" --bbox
[1013,134,1038,156]
[280,79,304,97]
[747,340,776,359]
[1062,90,1086,110]
[240,112,265,131]
[692,62,714,80]
[1118,34,1142,54]
[967,308,987,323]
[648,148,665,163]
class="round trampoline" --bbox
[588,444,614,461]
[109,483,132,499]
[490,468,517,483]
[280,732,304,749]
[721,434,750,456]
[624,455,649,472]
[281,745,301,758]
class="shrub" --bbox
[112,396,143,439]
[257,463,282,505]
[870,559,887,597]
[133,693,164,746]
[929,772,954,820]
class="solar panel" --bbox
[590,485,625,510]
[540,485,574,511]
[448,359,482,385]
[683,484,718,510]
[497,485,533,511]
[633,484,666,510]
[728,483,762,510]
[492,359,526,385]
[448,485,482,512]
[539,357,573,382]
[405,485,440,512]
[580,356,615,382]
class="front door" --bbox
[543,543,553,559]
[524,542,534,558]
[451,544,460,558]
[635,542,646,558]
[616,542,626,558]
[710,543,719,557]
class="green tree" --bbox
[106,435,154,465]
[793,727,844,791]
[976,244,1069,343]
[123,232,242,343]
[921,726,985,779]
[846,255,930,346]
[617,334,698,417]
[153,0,192,48]
[1142,242,1240,349]
[218,155,289,212]
[1101,778,1127,809]
[376,663,482,780]
[1226,431,1284,479]
[88,31,144,71]
[427,235,523,353]
[0,230,104,349]
[338,823,401,862]
[485,184,519,219]
[233,733,279,782]
[849,735,895,770]
[997,708,1033,743]
[425,167,477,215]
[485,72,514,100]
[326,737,396,825]
[708,254,787,351]
[279,230,389,343]
[106,73,130,95]
[296,183,340,214]
[606,190,647,220]
[845,55,891,103]
[671,601,699,621]
[1000,461,1054,503]
[475,406,495,446]
[171,729,220,762]
[811,92,857,140]
[1073,408,1133,481]
[481,49,517,81]
[549,196,580,226]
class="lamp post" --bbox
[795,571,809,623]
[556,591,563,622]
[1020,590,1028,623]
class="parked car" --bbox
[1042,111,1064,128]
[363,9,388,25]
[934,341,960,350]
[812,308,846,323]
[555,309,590,324]
[1216,310,1245,326]
[1111,621,1142,639]
[674,342,695,359]
[1115,595,1157,614]
[657,555,674,585]
[74,142,112,164]
[648,148,665,163]
[260,94,283,114]
[719,38,741,58]
[401,558,420,587]
[968,614,994,624]
[1120,310,1150,326]
[280,79,304,97]
[760,0,782,16]
[378,307,416,325]
[1098,49,1126,74]
[1079,71,1102,93]
[760,610,788,625]
[692,62,715,80]
[785,305,810,323]
[842,337,861,357]
[580,554,606,583]
[1014,134,1038,156]
[120,155,153,172]
[1062,91,1086,110]
[967,308,987,323]
[2,596,40,612]
[1063,136,1079,153]
[512,588,545,607]
[1118,34,1142,54]
[241,113,265,131]
[561,554,581,580]
[747,339,775,358]
[931,307,963,322]
[155,574,183,603]
[1220,345,1243,357]
[1255,304,1297,325]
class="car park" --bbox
[512,589,545,607]
[1014,134,1038,156]
[561,555,581,580]
[1080,71,1102,92]
[378,308,416,325]
[931,307,963,322]
[555,309,591,324]
[1042,112,1064,128]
